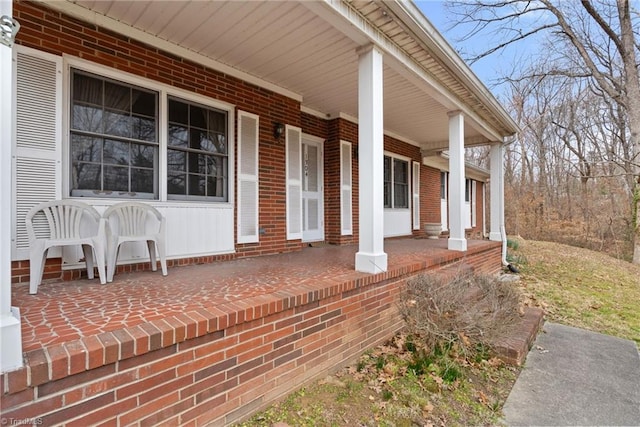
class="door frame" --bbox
[301,134,324,242]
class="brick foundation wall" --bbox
[1,243,501,426]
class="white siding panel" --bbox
[384,210,411,237]
[62,203,235,268]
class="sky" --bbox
[414,0,529,100]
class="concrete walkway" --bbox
[503,322,640,426]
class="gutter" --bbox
[384,0,521,137]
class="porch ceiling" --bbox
[60,0,517,150]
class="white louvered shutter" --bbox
[471,180,477,228]
[340,141,352,235]
[286,125,302,240]
[412,161,420,230]
[13,47,62,260]
[237,111,259,244]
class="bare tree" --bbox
[447,0,640,262]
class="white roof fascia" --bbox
[37,0,304,103]
[304,0,510,143]
[387,0,520,136]
[303,0,461,111]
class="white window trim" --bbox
[62,55,235,205]
[383,151,412,211]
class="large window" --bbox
[70,70,158,198]
[70,69,229,202]
[384,155,409,209]
[167,98,228,201]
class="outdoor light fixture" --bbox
[1,15,20,48]
[273,122,284,141]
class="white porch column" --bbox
[489,143,504,242]
[355,44,387,273]
[447,111,467,251]
[0,5,24,372]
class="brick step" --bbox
[429,266,545,366]
[492,307,545,366]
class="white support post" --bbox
[489,143,504,242]
[355,44,387,274]
[447,111,467,252]
[0,2,23,373]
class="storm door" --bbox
[301,136,324,242]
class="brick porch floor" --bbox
[12,238,498,354]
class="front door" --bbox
[302,136,324,242]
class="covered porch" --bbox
[16,238,500,354]
[2,237,502,425]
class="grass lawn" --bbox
[236,239,640,426]
[514,238,640,346]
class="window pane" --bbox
[168,99,188,125]
[187,152,200,174]
[465,179,471,202]
[104,139,129,165]
[188,174,205,196]
[215,133,227,154]
[394,183,408,208]
[131,144,155,168]
[71,135,102,163]
[104,82,130,111]
[73,163,101,190]
[72,105,103,133]
[70,70,158,198]
[384,182,392,208]
[167,96,228,200]
[168,149,186,172]
[191,128,214,152]
[104,165,129,192]
[168,171,186,195]
[394,159,408,184]
[169,124,188,148]
[190,104,207,129]
[104,110,131,138]
[207,176,225,197]
[73,73,102,105]
[132,116,156,142]
[384,156,391,181]
[208,110,226,133]
[197,153,210,175]
[132,90,155,116]
[132,168,154,193]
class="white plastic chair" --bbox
[103,202,168,282]
[26,200,107,294]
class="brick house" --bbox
[0,0,519,424]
